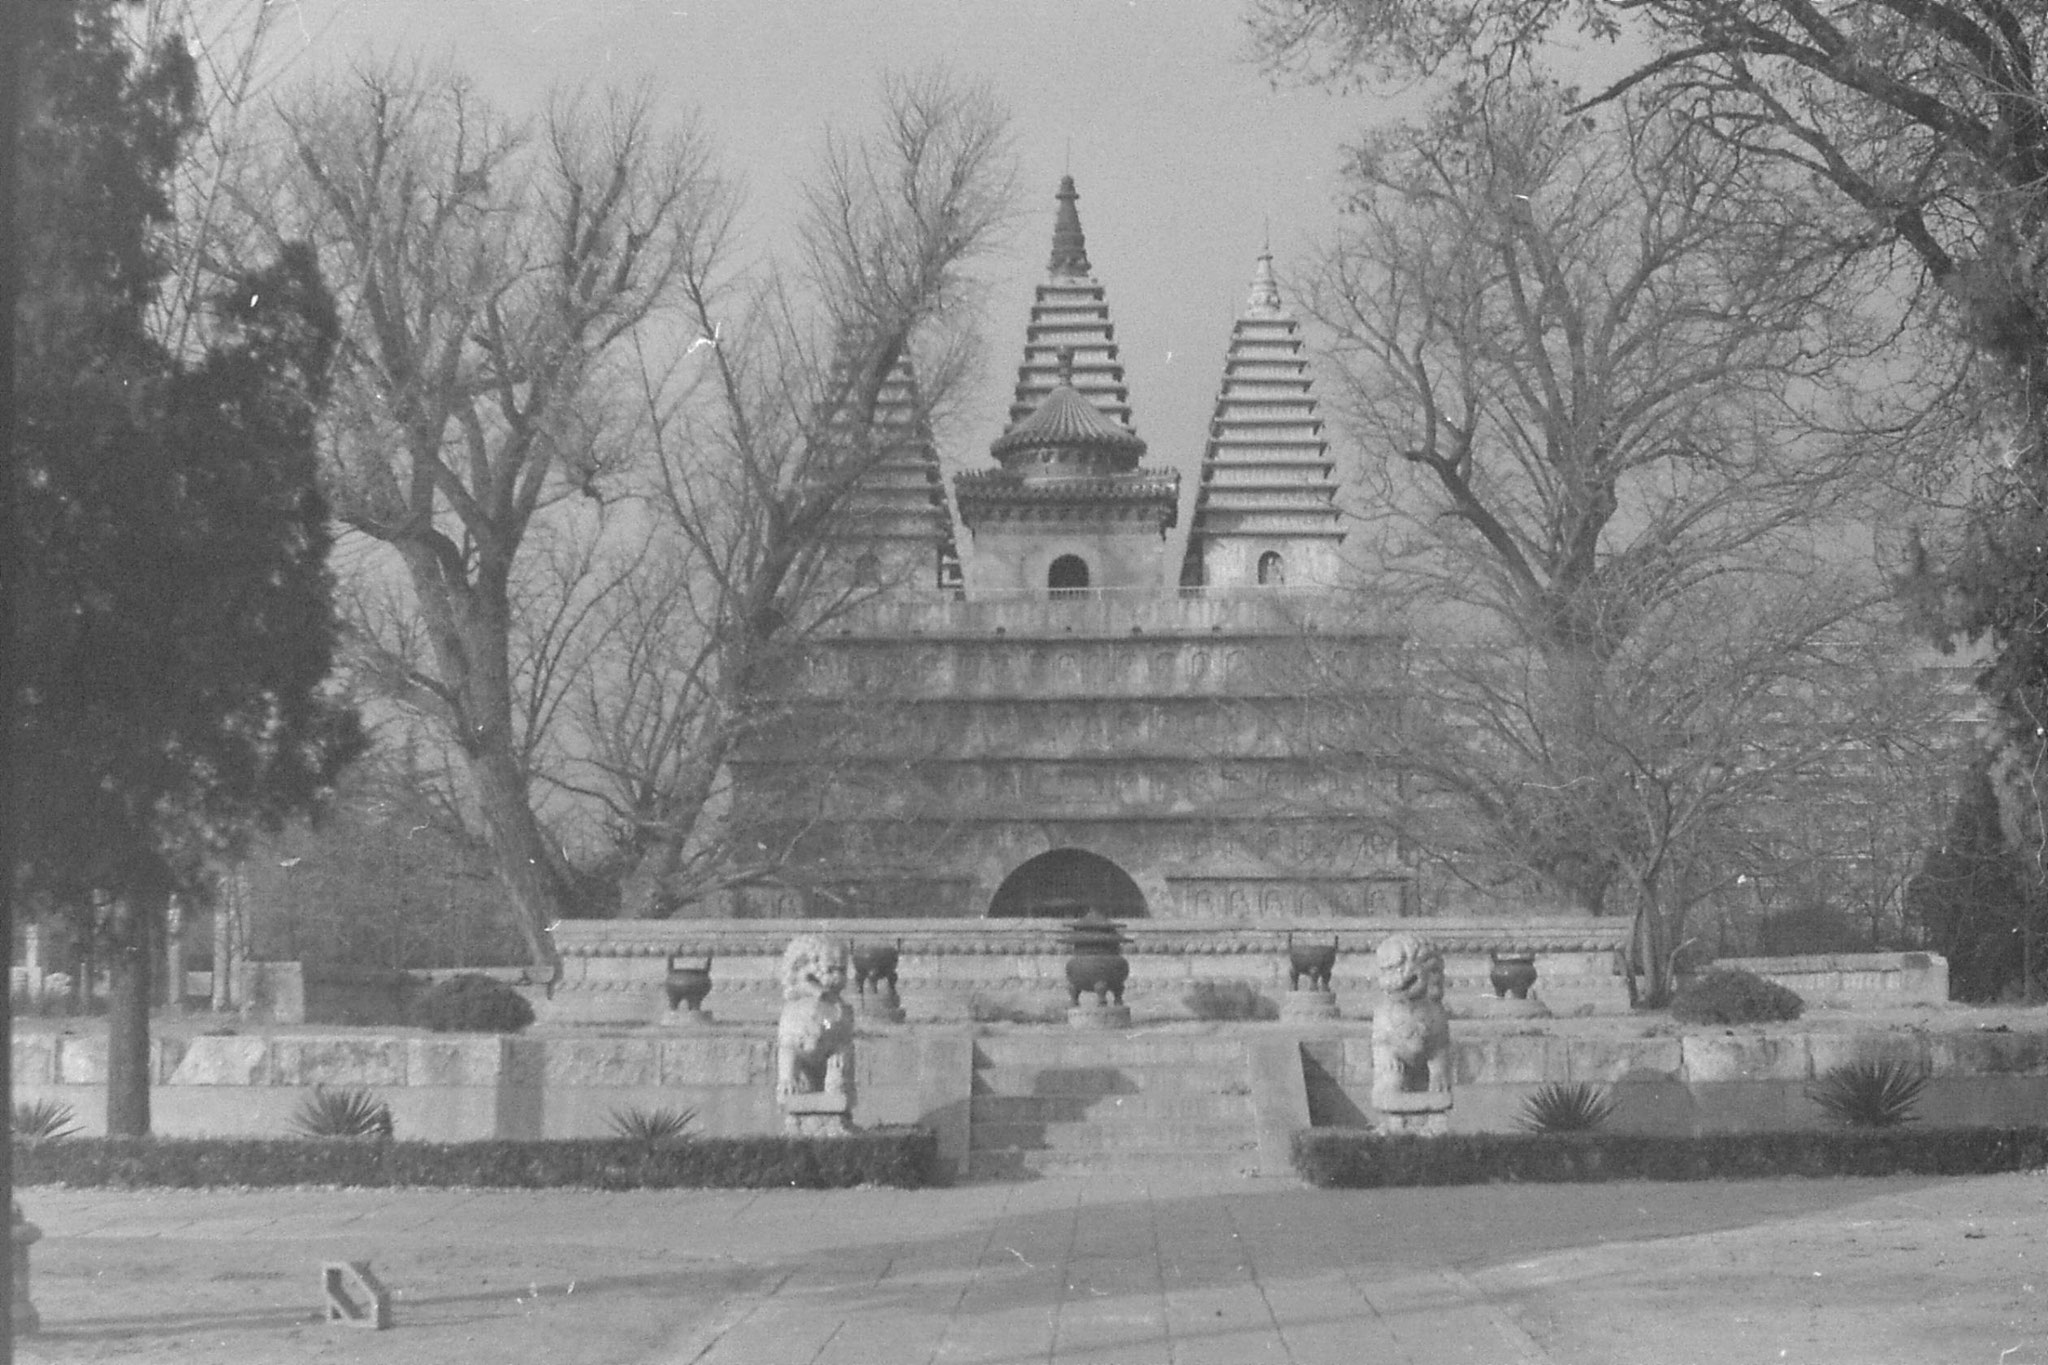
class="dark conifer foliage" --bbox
[13,1,362,1134]
[1908,765,2038,1002]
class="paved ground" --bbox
[16,1168,2048,1365]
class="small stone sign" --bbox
[323,1261,393,1330]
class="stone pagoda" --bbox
[544,176,1637,1024]
[720,176,1410,922]
[1180,249,1346,590]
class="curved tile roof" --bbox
[989,382,1148,467]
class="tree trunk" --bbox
[399,545,572,979]
[1628,881,1675,1009]
[615,739,728,919]
[105,896,154,1137]
[469,741,569,980]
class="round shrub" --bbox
[1669,967,1804,1025]
[411,973,535,1033]
[1183,980,1279,1021]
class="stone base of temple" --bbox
[661,1006,715,1027]
[1067,1001,1131,1029]
[543,917,1635,1025]
[781,1092,855,1137]
[1280,988,1340,1022]
[857,997,907,1025]
[1372,1089,1453,1137]
[1465,994,1552,1021]
[538,983,665,1028]
[1374,1109,1450,1137]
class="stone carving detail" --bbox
[1370,933,1452,1132]
[776,936,857,1135]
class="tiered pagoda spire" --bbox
[824,353,961,590]
[1179,251,1344,589]
[956,180,1180,596]
[1005,176,1135,432]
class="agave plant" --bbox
[12,1099,80,1143]
[290,1086,394,1140]
[1516,1082,1617,1134]
[606,1105,698,1146]
[1806,1061,1928,1128]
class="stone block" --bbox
[1805,1032,1931,1076]
[387,1089,497,1143]
[406,1036,505,1089]
[1679,1032,1810,1083]
[502,1037,547,1088]
[150,1088,305,1137]
[55,1035,106,1086]
[166,1036,271,1086]
[153,1035,190,1083]
[659,1036,770,1087]
[1602,1080,1695,1135]
[1454,1035,1563,1086]
[270,1037,407,1087]
[539,1037,661,1087]
[1927,1031,2048,1076]
[11,1035,55,1086]
[1565,1036,1682,1084]
[1247,1038,1313,1176]
[1686,1081,1801,1133]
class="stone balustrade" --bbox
[546,917,1633,1025]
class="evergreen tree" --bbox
[14,1,361,1134]
[1908,764,2037,1002]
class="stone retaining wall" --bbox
[17,1020,2043,1160]
[1305,1026,2048,1134]
[12,1029,975,1178]
[1707,953,1950,1008]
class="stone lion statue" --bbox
[1371,933,1451,1104]
[777,935,856,1105]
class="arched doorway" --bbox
[1048,554,1090,592]
[987,848,1147,918]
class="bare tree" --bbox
[606,73,1015,916]
[249,64,730,971]
[1256,0,2048,992]
[1296,80,1930,999]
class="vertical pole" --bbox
[211,888,231,1012]
[1,0,25,1348]
[164,896,184,1015]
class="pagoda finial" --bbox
[1247,249,1283,316]
[1049,175,1092,278]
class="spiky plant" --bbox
[290,1086,394,1140]
[12,1099,80,1143]
[1806,1061,1929,1128]
[1516,1082,1618,1134]
[607,1105,698,1146]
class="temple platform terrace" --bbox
[831,583,1390,640]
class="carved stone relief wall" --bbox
[724,607,1414,920]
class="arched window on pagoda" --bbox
[1048,554,1091,596]
[1257,551,1286,586]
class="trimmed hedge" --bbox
[1291,1126,2048,1187]
[16,1128,938,1190]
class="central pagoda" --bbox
[954,177,1180,594]
[714,175,1414,924]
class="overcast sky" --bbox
[222,0,1637,494]
[219,0,1418,484]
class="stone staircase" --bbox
[966,1033,1263,1178]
